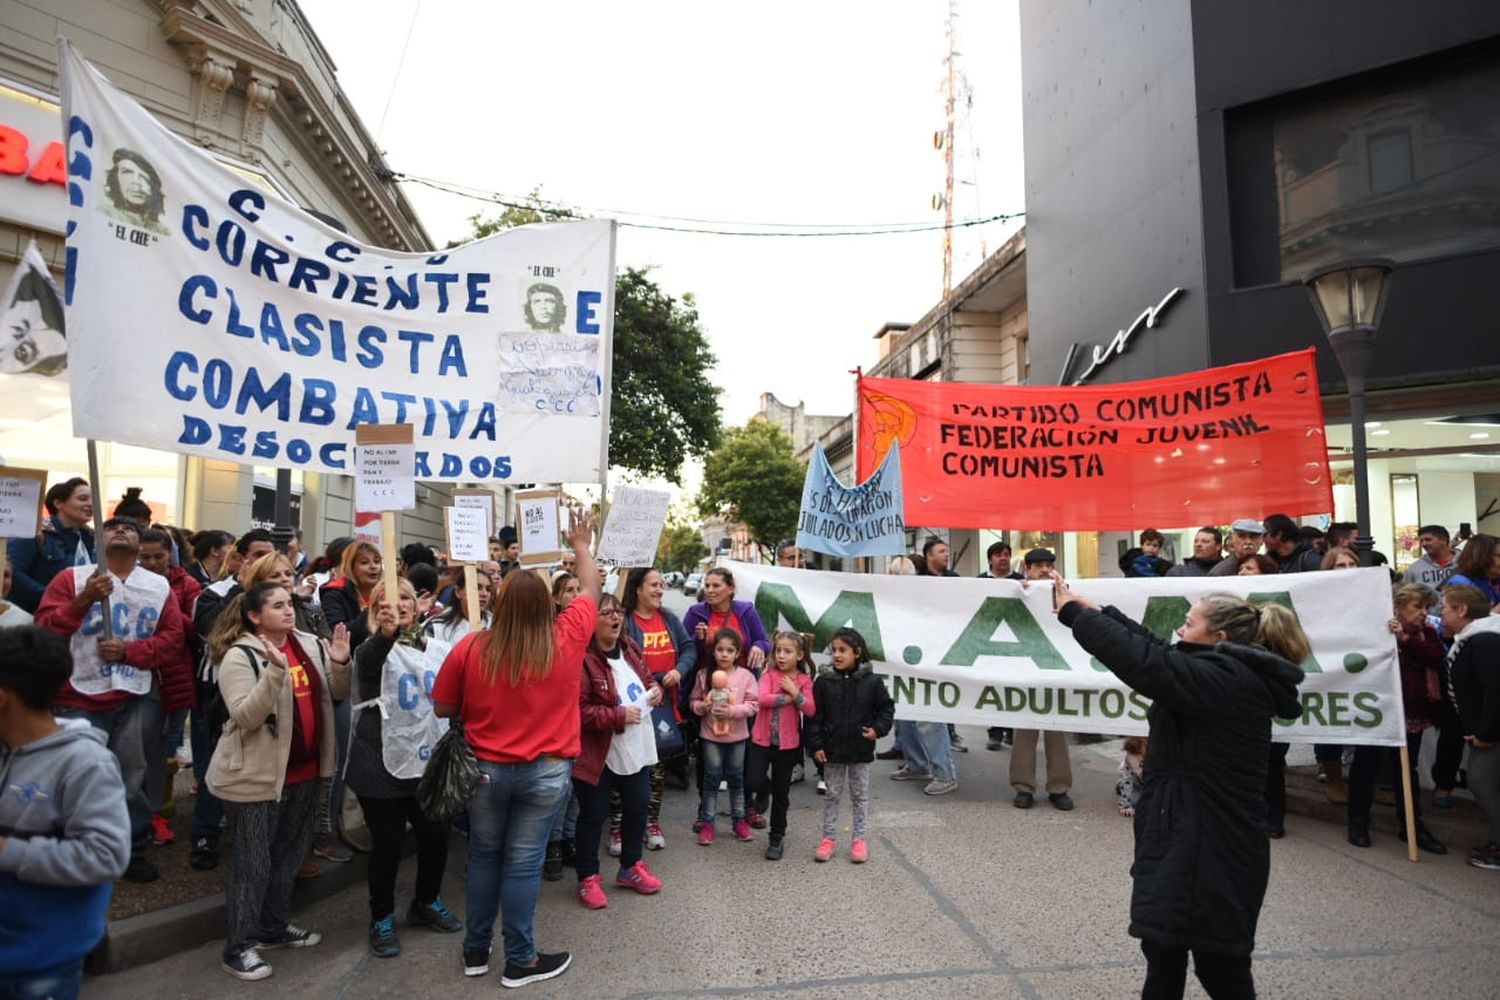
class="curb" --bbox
[1282,772,1486,847]
[88,852,377,974]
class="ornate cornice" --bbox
[156,1,430,251]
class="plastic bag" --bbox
[417,720,481,821]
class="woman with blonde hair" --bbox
[348,577,462,957]
[432,510,598,989]
[1050,582,1307,999]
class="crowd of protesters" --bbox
[4,477,1499,998]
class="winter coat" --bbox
[158,567,202,714]
[1394,622,1445,732]
[805,662,895,764]
[206,632,350,803]
[576,636,659,786]
[1119,548,1171,578]
[1274,543,1324,574]
[1061,603,1304,957]
[751,669,815,750]
[5,519,95,613]
[318,576,371,650]
[1165,558,1221,578]
[1449,619,1500,745]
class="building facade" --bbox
[0,0,475,553]
[1020,1,1500,569]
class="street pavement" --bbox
[82,586,1500,998]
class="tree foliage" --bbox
[460,192,721,482]
[656,519,709,574]
[698,418,805,556]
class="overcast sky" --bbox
[300,0,1026,436]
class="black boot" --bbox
[1347,817,1371,848]
[1399,820,1448,855]
[542,842,563,881]
[559,839,577,869]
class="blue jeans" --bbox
[547,764,575,843]
[463,757,571,963]
[895,720,955,783]
[55,690,161,853]
[0,962,83,1000]
[699,738,747,823]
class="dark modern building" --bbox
[1021,1,1500,570]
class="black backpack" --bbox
[203,646,276,741]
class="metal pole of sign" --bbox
[85,439,113,639]
[272,468,294,555]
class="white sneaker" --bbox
[816,779,826,795]
[790,764,805,784]
[924,778,959,796]
[608,830,622,857]
[646,823,665,850]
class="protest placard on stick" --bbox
[597,485,671,568]
[0,466,47,539]
[356,424,414,607]
[517,489,563,566]
[445,503,490,626]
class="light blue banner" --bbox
[796,442,906,558]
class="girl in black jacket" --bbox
[1051,580,1307,1000]
[805,627,893,865]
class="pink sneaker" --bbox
[697,822,714,846]
[850,838,869,863]
[732,819,754,842]
[814,837,836,862]
[615,861,662,894]
[577,874,608,909]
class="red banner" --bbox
[857,349,1333,530]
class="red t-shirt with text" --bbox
[432,595,597,764]
[634,609,679,676]
[282,637,322,785]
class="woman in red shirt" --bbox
[432,511,598,990]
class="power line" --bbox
[394,172,1023,237]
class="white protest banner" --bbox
[0,240,66,378]
[445,505,489,565]
[796,442,905,558]
[735,563,1404,746]
[517,488,562,566]
[597,485,671,567]
[0,466,47,538]
[354,424,415,512]
[59,41,614,484]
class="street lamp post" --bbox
[1302,260,1394,564]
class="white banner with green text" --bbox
[734,563,1404,746]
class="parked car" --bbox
[683,572,704,598]
[662,571,684,589]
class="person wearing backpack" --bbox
[205,581,350,981]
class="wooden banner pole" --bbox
[380,511,400,613]
[84,439,113,639]
[464,563,482,628]
[1399,744,1419,863]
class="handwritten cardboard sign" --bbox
[0,466,47,539]
[517,488,563,566]
[354,424,416,512]
[597,485,671,567]
[452,488,494,541]
[445,505,490,565]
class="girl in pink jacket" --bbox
[690,629,758,845]
[747,631,816,860]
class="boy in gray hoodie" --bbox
[0,626,130,998]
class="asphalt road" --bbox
[83,586,1500,998]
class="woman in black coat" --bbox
[1050,580,1308,1000]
